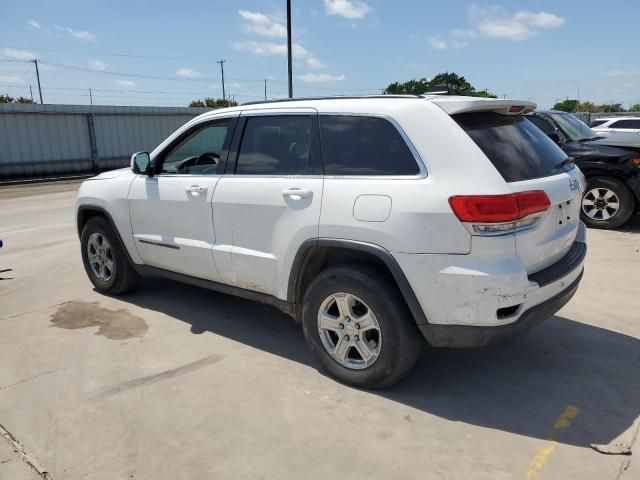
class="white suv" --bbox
[76,95,587,388]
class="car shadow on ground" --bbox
[123,278,640,448]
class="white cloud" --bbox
[2,48,35,60]
[323,0,370,19]
[88,59,107,71]
[297,72,346,82]
[27,20,41,29]
[0,74,22,84]
[116,80,136,88]
[450,29,476,48]
[306,57,325,69]
[469,4,564,41]
[429,36,447,50]
[238,10,287,38]
[176,68,200,78]
[234,41,322,68]
[56,26,96,41]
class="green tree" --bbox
[629,103,640,112]
[384,71,497,98]
[577,101,598,113]
[552,99,579,112]
[0,94,15,104]
[189,97,238,108]
[597,103,625,113]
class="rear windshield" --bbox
[589,120,607,128]
[453,112,570,182]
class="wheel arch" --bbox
[287,239,429,325]
[76,205,138,266]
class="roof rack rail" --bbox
[422,85,451,95]
[241,94,422,106]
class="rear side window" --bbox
[589,120,607,128]
[610,119,640,129]
[526,115,555,135]
[453,112,569,183]
[236,115,311,175]
[319,115,420,176]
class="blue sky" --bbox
[1,0,639,108]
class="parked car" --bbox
[589,116,640,148]
[76,96,586,388]
[527,111,640,229]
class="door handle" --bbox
[282,188,313,200]
[186,185,207,197]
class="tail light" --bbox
[449,191,550,235]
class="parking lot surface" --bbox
[1,181,639,480]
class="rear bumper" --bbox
[417,269,583,347]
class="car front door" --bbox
[211,109,323,298]
[128,114,238,281]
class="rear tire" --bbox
[580,176,634,229]
[301,264,423,389]
[80,216,139,294]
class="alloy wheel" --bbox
[582,187,620,221]
[317,292,382,369]
[87,233,115,281]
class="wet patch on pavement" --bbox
[50,301,148,340]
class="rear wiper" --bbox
[556,157,575,168]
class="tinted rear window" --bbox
[453,112,569,182]
[589,120,607,128]
[320,115,420,176]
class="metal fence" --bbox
[0,104,211,180]
[574,111,640,124]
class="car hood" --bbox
[87,168,131,181]
[562,141,635,161]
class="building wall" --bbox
[0,104,211,179]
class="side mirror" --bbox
[547,132,562,144]
[131,151,152,176]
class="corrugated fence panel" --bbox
[0,104,211,180]
[93,113,195,171]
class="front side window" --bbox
[236,115,311,175]
[319,115,419,176]
[589,120,607,128]
[161,120,232,174]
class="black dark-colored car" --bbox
[526,110,640,229]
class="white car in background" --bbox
[590,117,640,148]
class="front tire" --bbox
[581,176,635,229]
[80,216,139,294]
[301,264,423,389]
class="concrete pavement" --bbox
[1,182,638,480]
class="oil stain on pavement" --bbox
[50,301,148,340]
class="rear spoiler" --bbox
[427,97,537,116]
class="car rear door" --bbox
[211,108,323,298]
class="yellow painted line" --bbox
[523,405,580,480]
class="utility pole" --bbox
[286,0,293,98]
[33,59,43,104]
[264,79,267,101]
[29,84,33,102]
[89,88,93,105]
[217,60,226,101]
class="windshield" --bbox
[549,112,598,141]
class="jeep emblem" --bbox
[569,179,580,191]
